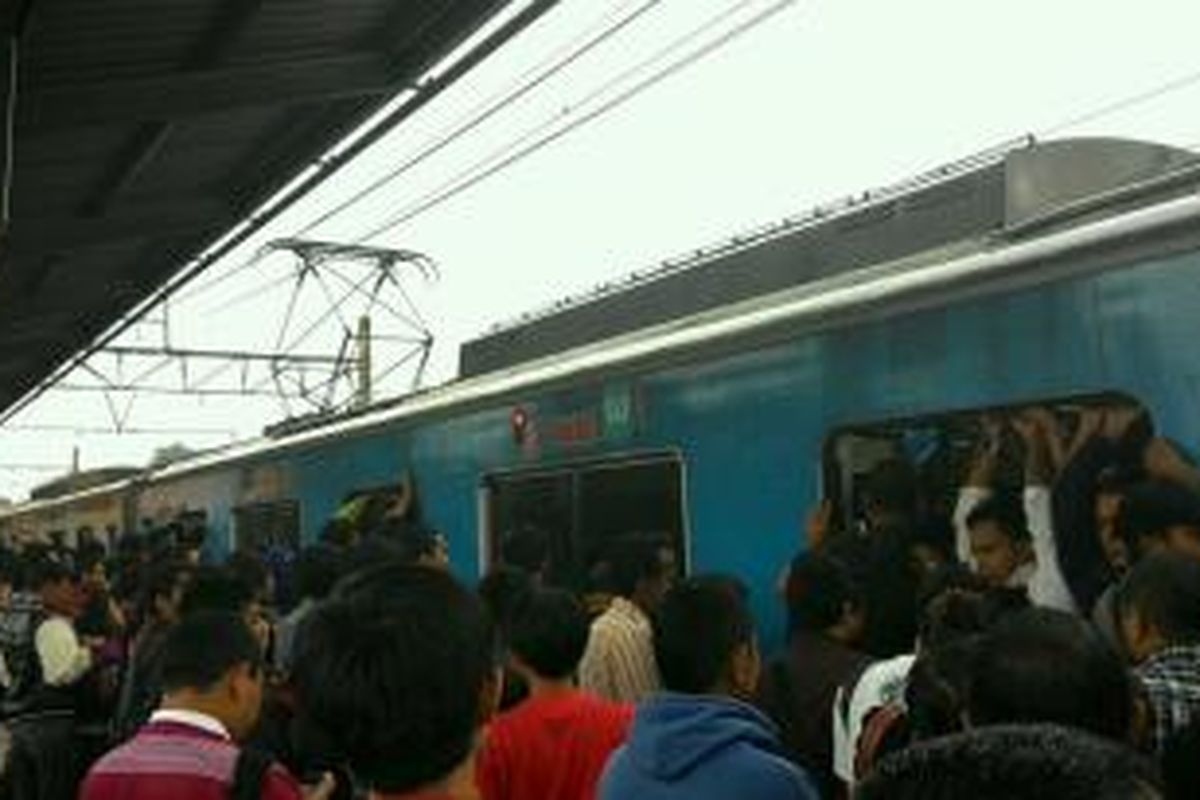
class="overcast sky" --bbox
[2,0,1199,499]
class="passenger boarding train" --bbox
[4,137,1200,645]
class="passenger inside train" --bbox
[0,398,1195,799]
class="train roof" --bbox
[460,137,1200,377]
[6,136,1200,519]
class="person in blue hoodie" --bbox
[599,575,818,800]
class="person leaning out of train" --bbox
[578,534,675,704]
[600,576,818,800]
[1049,406,1200,641]
[953,410,1076,612]
[1086,478,1200,652]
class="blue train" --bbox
[4,136,1200,645]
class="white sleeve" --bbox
[831,686,854,784]
[1023,486,1077,613]
[35,618,92,686]
[953,487,991,568]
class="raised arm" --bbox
[1051,408,1120,614]
[953,418,1001,566]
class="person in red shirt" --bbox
[79,611,331,800]
[479,587,633,800]
[293,564,501,800]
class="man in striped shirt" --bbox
[579,535,676,704]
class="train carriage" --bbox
[5,136,1200,645]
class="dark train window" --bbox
[234,499,301,554]
[484,453,686,590]
[821,392,1146,534]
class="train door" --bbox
[482,452,687,589]
[233,499,301,554]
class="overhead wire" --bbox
[171,0,670,307]
[1040,65,1200,138]
[358,0,800,244]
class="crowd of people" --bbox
[0,402,1193,798]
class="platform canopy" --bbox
[0,0,542,415]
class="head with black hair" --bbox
[861,458,918,530]
[477,566,534,646]
[362,518,449,570]
[915,566,1026,652]
[783,552,864,644]
[1115,481,1200,565]
[293,563,498,796]
[905,635,979,741]
[856,724,1161,800]
[968,608,1134,740]
[653,575,758,699]
[31,557,78,617]
[159,611,265,741]
[180,566,267,651]
[139,560,193,627]
[508,587,590,682]
[1117,551,1200,664]
[502,525,551,578]
[965,493,1033,588]
[607,533,675,612]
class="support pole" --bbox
[355,315,372,410]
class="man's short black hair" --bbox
[1117,552,1200,644]
[861,458,918,518]
[607,534,669,598]
[502,525,550,574]
[179,566,255,618]
[653,575,753,694]
[29,557,72,589]
[965,492,1031,543]
[784,552,860,635]
[968,608,1133,740]
[293,564,495,794]
[478,566,534,643]
[509,588,589,680]
[139,561,192,617]
[857,724,1160,800]
[1116,480,1200,557]
[159,611,263,693]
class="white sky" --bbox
[2,0,1199,499]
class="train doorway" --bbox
[482,452,687,591]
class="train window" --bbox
[484,453,686,590]
[234,499,301,554]
[821,392,1147,535]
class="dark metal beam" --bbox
[21,54,396,132]
[7,199,232,256]
[0,0,39,38]
[66,0,265,219]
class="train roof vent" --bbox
[1005,137,1199,229]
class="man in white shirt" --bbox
[579,535,676,703]
[952,411,1076,613]
[3,559,99,800]
[32,559,94,691]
